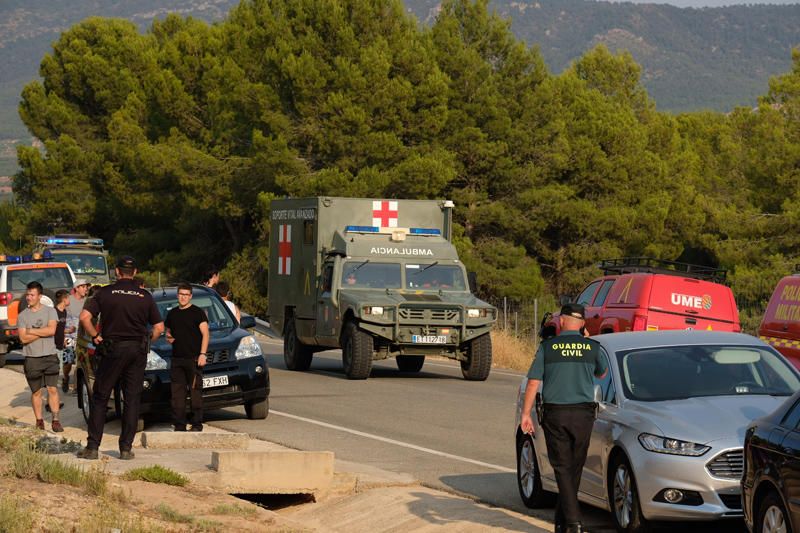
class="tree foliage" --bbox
[8,0,800,316]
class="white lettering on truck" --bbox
[670,293,713,310]
[370,247,434,256]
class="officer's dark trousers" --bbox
[87,340,146,451]
[542,403,596,527]
[170,358,203,427]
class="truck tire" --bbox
[342,321,373,380]
[284,318,313,371]
[461,334,492,381]
[396,355,425,372]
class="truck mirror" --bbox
[467,272,478,293]
[558,294,573,305]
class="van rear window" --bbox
[8,268,72,291]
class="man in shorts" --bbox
[18,281,63,432]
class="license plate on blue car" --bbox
[203,375,229,388]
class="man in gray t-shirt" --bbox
[17,281,62,432]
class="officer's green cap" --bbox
[560,303,585,320]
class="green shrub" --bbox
[8,443,106,495]
[122,464,188,486]
[155,503,192,523]
[0,493,35,532]
[210,502,257,517]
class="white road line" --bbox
[271,409,515,473]
[421,361,525,377]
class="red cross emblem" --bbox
[372,200,398,228]
[278,224,292,275]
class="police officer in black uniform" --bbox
[520,303,608,533]
[76,256,164,460]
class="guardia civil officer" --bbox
[76,256,164,460]
[520,303,608,533]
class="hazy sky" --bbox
[609,0,799,6]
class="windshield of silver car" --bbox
[341,262,402,289]
[618,345,800,401]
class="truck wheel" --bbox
[461,334,492,381]
[245,398,269,420]
[342,321,373,380]
[396,355,425,372]
[284,318,313,371]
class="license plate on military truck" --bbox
[412,335,448,344]
[203,375,229,388]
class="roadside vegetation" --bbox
[123,464,189,486]
[4,0,800,323]
[491,330,535,372]
[0,422,274,531]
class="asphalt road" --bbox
[206,340,746,533]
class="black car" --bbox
[743,389,800,533]
[77,285,269,426]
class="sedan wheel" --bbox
[516,432,554,508]
[759,492,790,533]
[613,463,633,528]
[608,455,649,532]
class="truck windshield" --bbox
[342,262,401,289]
[56,253,107,275]
[405,263,466,291]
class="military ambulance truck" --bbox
[268,197,496,380]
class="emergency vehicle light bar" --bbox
[0,250,53,264]
[344,226,441,236]
[35,236,104,248]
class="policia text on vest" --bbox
[519,303,608,533]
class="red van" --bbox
[758,274,800,369]
[543,258,741,337]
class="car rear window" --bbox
[618,344,800,401]
[7,267,72,291]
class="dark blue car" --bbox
[742,389,800,533]
[77,285,269,427]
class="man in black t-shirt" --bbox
[165,283,209,431]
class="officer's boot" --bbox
[564,523,583,533]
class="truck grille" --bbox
[207,349,231,364]
[706,449,743,479]
[398,307,460,322]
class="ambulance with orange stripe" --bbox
[759,275,800,369]
[542,257,741,338]
[0,252,76,367]
[267,197,496,381]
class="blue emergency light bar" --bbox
[345,226,381,233]
[409,228,441,235]
[41,237,103,246]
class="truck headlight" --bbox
[638,433,710,456]
[235,335,263,360]
[146,350,168,370]
[467,308,492,318]
[363,306,385,316]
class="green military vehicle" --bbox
[34,235,111,285]
[267,197,496,380]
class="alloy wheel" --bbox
[518,438,536,498]
[613,464,633,529]
[763,505,787,533]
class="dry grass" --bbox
[491,329,536,372]
[0,493,35,532]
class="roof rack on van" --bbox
[599,257,727,283]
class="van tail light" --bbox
[0,292,12,306]
[632,314,647,331]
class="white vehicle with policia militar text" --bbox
[267,197,496,380]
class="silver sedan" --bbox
[514,331,800,532]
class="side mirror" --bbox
[468,272,478,293]
[239,315,256,329]
[559,294,573,306]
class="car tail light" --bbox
[0,292,12,306]
[632,314,647,331]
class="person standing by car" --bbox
[165,283,209,432]
[215,281,241,323]
[520,303,607,533]
[54,289,77,393]
[76,256,164,460]
[18,281,63,432]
